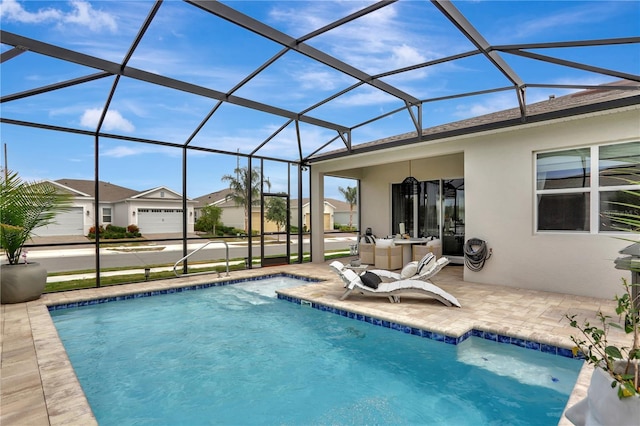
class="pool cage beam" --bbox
[93,0,163,286]
[0,30,350,137]
[431,0,527,119]
[503,49,640,83]
[186,0,420,107]
[0,72,112,103]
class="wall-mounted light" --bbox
[132,211,136,216]
[86,210,90,216]
[189,211,193,216]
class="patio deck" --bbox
[1,261,631,425]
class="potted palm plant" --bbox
[1,169,71,303]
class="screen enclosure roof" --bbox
[1,0,639,166]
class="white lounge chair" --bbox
[370,256,450,283]
[330,261,461,307]
[331,252,449,283]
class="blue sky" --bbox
[1,0,638,200]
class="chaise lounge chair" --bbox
[370,253,449,283]
[329,260,461,307]
[333,252,448,283]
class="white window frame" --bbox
[535,141,639,234]
[102,207,112,223]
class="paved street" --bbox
[22,233,358,278]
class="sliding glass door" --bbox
[392,178,464,257]
[418,180,441,239]
[442,179,465,257]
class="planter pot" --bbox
[0,262,47,304]
[566,363,640,426]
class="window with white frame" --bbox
[536,141,640,233]
[102,207,112,223]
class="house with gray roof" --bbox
[307,81,640,300]
[34,179,195,237]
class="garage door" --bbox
[303,213,331,230]
[33,207,84,236]
[137,209,183,234]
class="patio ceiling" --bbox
[1,0,639,165]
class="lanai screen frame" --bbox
[1,0,639,286]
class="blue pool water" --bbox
[51,276,582,425]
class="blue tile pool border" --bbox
[46,273,320,311]
[277,294,581,361]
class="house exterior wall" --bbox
[311,106,639,299]
[334,211,358,229]
[463,108,639,299]
[297,202,334,231]
[113,203,129,228]
[220,205,245,230]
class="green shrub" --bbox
[87,224,141,239]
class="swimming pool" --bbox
[50,275,582,425]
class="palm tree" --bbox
[221,166,270,233]
[1,169,72,264]
[338,185,357,228]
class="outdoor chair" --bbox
[329,261,460,307]
[374,239,403,270]
[412,238,442,261]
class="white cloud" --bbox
[100,145,140,158]
[269,2,432,74]
[80,108,135,132]
[453,93,519,119]
[336,87,397,107]
[0,0,117,32]
[0,0,62,23]
[100,143,177,159]
[63,0,117,32]
[505,2,622,41]
[296,69,338,91]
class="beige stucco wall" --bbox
[463,108,639,299]
[311,106,640,299]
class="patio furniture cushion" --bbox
[417,252,436,274]
[400,261,418,279]
[361,235,376,244]
[375,238,394,248]
[360,271,381,289]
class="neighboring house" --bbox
[34,179,195,236]
[194,189,279,233]
[330,198,359,230]
[289,198,359,231]
[308,81,640,300]
[194,188,246,231]
[195,192,358,232]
